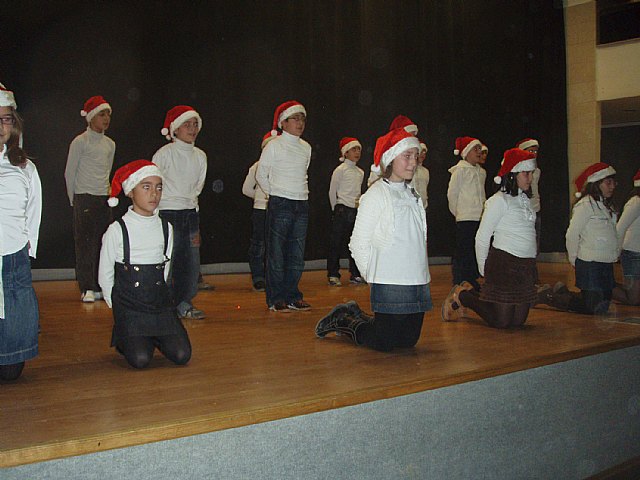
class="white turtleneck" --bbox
[64,127,115,205]
[475,189,537,276]
[98,207,174,308]
[256,130,311,200]
[328,159,364,210]
[152,138,207,210]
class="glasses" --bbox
[0,115,16,126]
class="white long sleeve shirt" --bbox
[475,190,537,277]
[64,127,115,206]
[152,139,207,210]
[242,161,268,210]
[349,179,429,285]
[617,195,640,253]
[411,164,430,209]
[328,159,364,210]
[565,197,619,266]
[447,160,486,221]
[98,208,174,308]
[256,131,311,200]
[0,145,42,257]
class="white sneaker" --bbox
[81,290,95,303]
[94,291,104,300]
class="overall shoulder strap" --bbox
[116,218,131,265]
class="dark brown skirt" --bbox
[480,247,538,304]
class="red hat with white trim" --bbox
[372,128,421,174]
[389,115,418,135]
[516,138,539,151]
[161,105,202,141]
[493,148,537,184]
[0,82,17,109]
[107,160,163,207]
[574,162,616,198]
[634,169,640,187]
[453,136,482,159]
[339,137,362,162]
[81,96,111,123]
[271,100,306,136]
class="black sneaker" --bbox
[253,280,266,292]
[269,301,290,312]
[349,276,367,285]
[287,300,311,311]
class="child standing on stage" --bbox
[327,137,365,286]
[613,169,640,305]
[442,148,538,328]
[315,128,432,352]
[153,106,207,320]
[447,136,486,290]
[537,163,619,315]
[99,160,191,369]
[64,96,115,303]
[412,141,430,210]
[516,138,542,251]
[367,115,418,188]
[0,83,42,381]
[256,100,312,312]
[242,132,276,292]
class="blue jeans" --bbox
[265,196,309,306]
[159,209,200,315]
[248,208,267,284]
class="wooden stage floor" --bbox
[1,263,639,467]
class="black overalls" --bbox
[111,218,191,368]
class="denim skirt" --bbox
[621,249,640,279]
[0,245,39,365]
[370,283,432,314]
[575,258,615,291]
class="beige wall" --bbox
[596,39,640,101]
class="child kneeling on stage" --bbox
[442,148,538,328]
[315,128,432,352]
[99,160,191,369]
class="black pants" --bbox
[357,312,424,352]
[452,221,480,289]
[327,204,361,279]
[73,194,111,292]
[119,333,192,369]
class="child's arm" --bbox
[98,223,119,308]
[195,153,207,197]
[349,190,383,281]
[447,170,460,217]
[565,201,591,267]
[64,137,82,206]
[617,197,640,249]
[328,167,341,211]
[242,163,258,200]
[26,163,43,258]
[164,223,174,282]
[475,195,505,277]
[255,144,274,195]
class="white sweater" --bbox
[256,131,311,200]
[152,139,207,211]
[64,127,115,205]
[447,160,486,221]
[410,164,430,209]
[475,190,537,277]
[0,145,42,258]
[617,195,640,253]
[242,161,268,210]
[349,179,430,285]
[328,159,364,210]
[98,208,174,308]
[565,197,619,266]
[530,167,541,213]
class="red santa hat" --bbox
[372,128,421,174]
[261,131,279,149]
[516,138,539,151]
[493,148,537,184]
[634,169,640,187]
[271,100,306,135]
[107,160,163,207]
[574,162,616,198]
[161,105,202,141]
[339,137,362,162]
[0,82,17,109]
[81,96,111,123]
[389,115,418,135]
[453,136,482,159]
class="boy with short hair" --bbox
[447,136,486,290]
[152,105,207,320]
[256,100,312,312]
[65,95,115,303]
[327,137,365,286]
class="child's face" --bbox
[418,149,427,165]
[281,113,306,137]
[464,144,482,165]
[344,146,361,162]
[0,106,15,146]
[516,170,534,191]
[127,176,163,216]
[480,150,487,164]
[174,117,200,143]
[90,109,111,133]
[389,148,418,182]
[524,146,539,157]
[598,177,616,198]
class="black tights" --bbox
[357,312,424,352]
[117,332,192,369]
[568,290,612,315]
[0,361,25,381]
[459,290,530,329]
